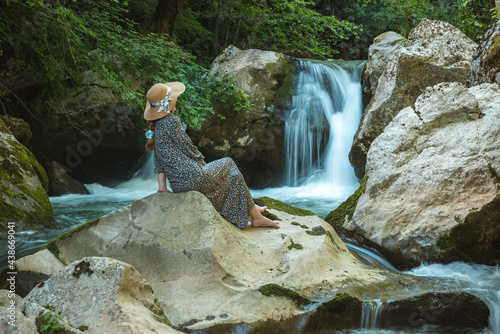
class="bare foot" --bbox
[157,189,171,193]
[256,205,268,213]
[251,216,280,229]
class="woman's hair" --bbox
[145,120,156,152]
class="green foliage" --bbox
[254,0,361,58]
[439,0,497,41]
[39,306,64,334]
[0,0,251,130]
[175,0,361,60]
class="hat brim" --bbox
[144,82,186,121]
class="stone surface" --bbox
[199,46,295,187]
[351,19,478,179]
[0,290,37,334]
[0,249,65,297]
[18,83,145,184]
[36,191,472,331]
[347,82,500,266]
[0,119,57,234]
[43,159,90,196]
[361,31,405,99]
[0,115,32,146]
[23,257,180,334]
[468,19,500,86]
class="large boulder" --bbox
[345,82,500,267]
[11,84,145,184]
[23,257,181,334]
[0,290,37,334]
[198,46,295,188]
[0,119,57,234]
[33,191,487,332]
[361,31,405,101]
[351,19,478,179]
[468,19,500,86]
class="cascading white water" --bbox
[285,60,363,188]
[252,59,365,217]
[361,299,385,330]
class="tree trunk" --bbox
[153,0,180,36]
[224,4,233,48]
[212,0,223,55]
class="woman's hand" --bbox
[201,160,207,166]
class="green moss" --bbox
[17,185,53,217]
[259,283,311,306]
[267,57,296,106]
[288,238,303,250]
[254,197,315,216]
[487,163,500,190]
[40,218,101,259]
[318,293,362,314]
[306,230,325,236]
[324,176,367,230]
[0,197,55,233]
[291,222,309,229]
[325,231,338,247]
[262,211,281,221]
[485,35,500,62]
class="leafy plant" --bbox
[39,306,64,334]
[0,0,251,130]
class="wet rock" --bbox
[347,82,500,266]
[468,19,500,86]
[381,292,489,330]
[351,19,477,178]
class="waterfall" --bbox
[284,60,364,187]
[361,299,385,330]
[252,59,365,217]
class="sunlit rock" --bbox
[351,19,478,179]
[198,46,295,187]
[361,31,405,100]
[23,257,180,334]
[36,191,446,332]
[348,82,500,267]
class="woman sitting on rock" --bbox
[144,82,280,230]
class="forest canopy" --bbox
[0,0,498,129]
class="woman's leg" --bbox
[249,205,280,228]
[157,172,170,193]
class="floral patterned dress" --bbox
[153,114,254,229]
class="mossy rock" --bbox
[40,218,101,260]
[254,197,315,216]
[0,119,56,234]
[437,195,500,265]
[0,115,32,146]
[258,283,311,307]
[381,292,489,329]
[324,176,367,232]
[304,293,362,331]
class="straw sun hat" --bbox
[143,82,186,121]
